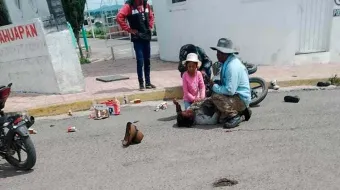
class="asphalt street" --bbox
[1,89,340,190]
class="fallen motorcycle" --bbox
[244,62,269,107]
[0,83,36,170]
[211,61,268,107]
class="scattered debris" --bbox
[93,104,110,120]
[317,81,331,87]
[68,109,73,116]
[284,95,300,103]
[102,98,121,115]
[155,102,168,111]
[28,128,37,134]
[269,79,280,90]
[123,95,128,104]
[213,178,238,187]
[130,99,141,104]
[67,126,77,133]
[122,122,144,147]
[50,125,55,128]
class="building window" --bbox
[172,0,186,3]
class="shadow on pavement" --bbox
[157,115,177,122]
[0,163,33,178]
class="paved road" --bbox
[82,38,159,61]
[1,89,340,190]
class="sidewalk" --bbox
[4,58,340,116]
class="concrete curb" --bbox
[26,79,339,117]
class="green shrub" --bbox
[80,57,91,64]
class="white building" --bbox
[153,0,340,66]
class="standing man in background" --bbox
[117,0,156,91]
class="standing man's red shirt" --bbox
[116,2,155,33]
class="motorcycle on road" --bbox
[0,83,37,170]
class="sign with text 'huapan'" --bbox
[0,23,38,44]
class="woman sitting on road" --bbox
[173,99,219,127]
[182,53,206,110]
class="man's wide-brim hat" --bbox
[210,38,239,54]
[182,53,202,68]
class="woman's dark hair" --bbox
[177,113,194,128]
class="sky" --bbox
[87,0,153,10]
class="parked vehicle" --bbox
[0,83,36,170]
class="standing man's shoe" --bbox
[139,84,145,91]
[223,115,241,129]
[145,83,156,89]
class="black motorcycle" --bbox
[0,83,36,170]
[244,62,269,107]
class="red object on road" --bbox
[67,126,76,132]
[102,98,120,115]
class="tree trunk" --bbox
[75,31,84,59]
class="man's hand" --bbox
[209,79,215,87]
[129,29,138,35]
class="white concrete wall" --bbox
[330,2,340,63]
[0,19,85,94]
[0,19,59,93]
[4,0,50,24]
[153,0,300,65]
[45,30,85,94]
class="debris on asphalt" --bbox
[50,125,55,127]
[29,128,37,134]
[68,109,73,116]
[269,79,280,90]
[213,178,238,187]
[284,95,300,103]
[155,102,168,111]
[101,98,121,115]
[123,95,128,104]
[67,126,77,133]
[93,104,110,120]
[317,81,331,87]
[122,122,144,147]
[130,99,141,104]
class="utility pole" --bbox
[86,0,96,38]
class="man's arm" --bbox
[147,4,155,29]
[116,4,133,33]
[212,61,239,95]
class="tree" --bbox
[61,0,86,59]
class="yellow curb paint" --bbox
[26,78,332,117]
[27,87,184,117]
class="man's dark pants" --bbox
[133,40,151,85]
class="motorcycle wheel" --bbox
[249,77,268,107]
[5,134,36,170]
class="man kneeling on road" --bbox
[210,38,252,129]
